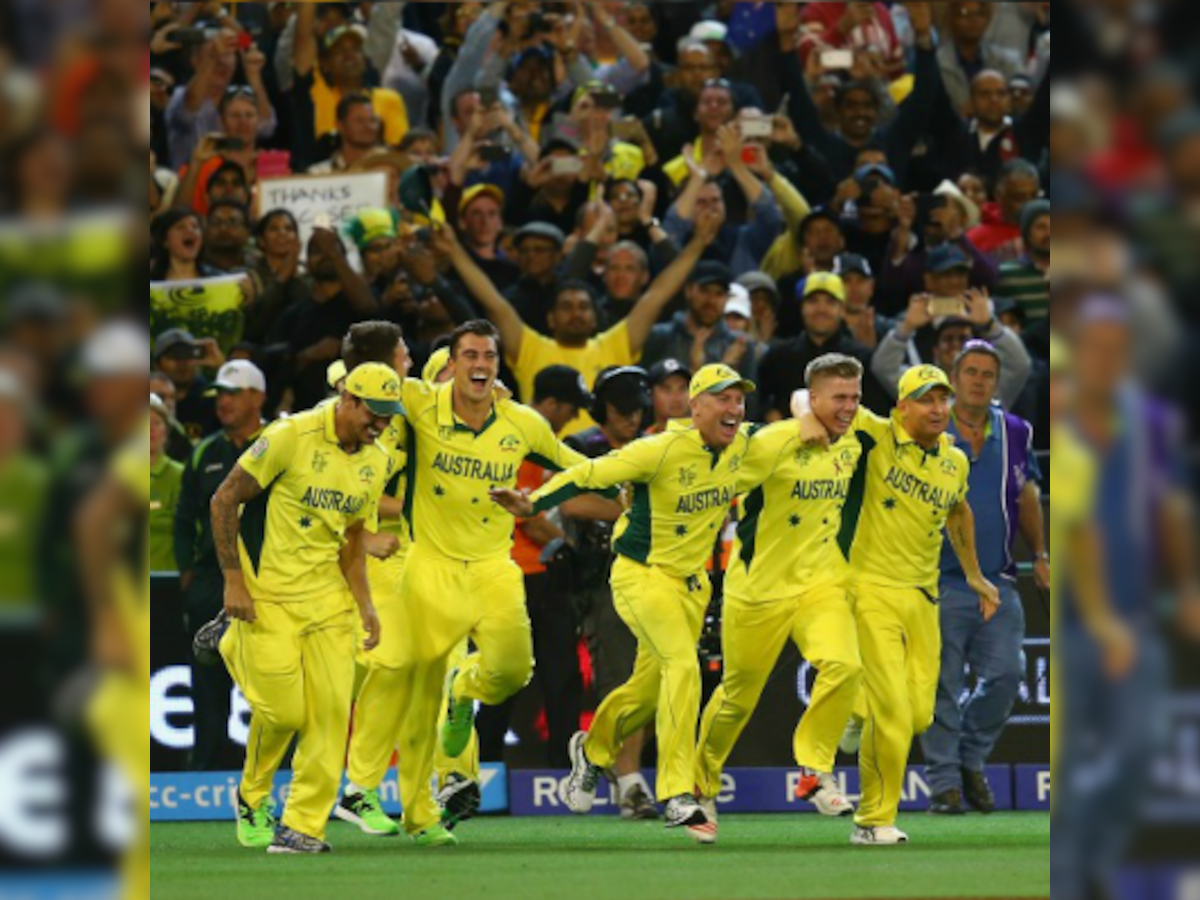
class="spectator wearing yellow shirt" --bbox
[294,5,408,149]
[433,209,723,436]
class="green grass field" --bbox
[151,812,1049,899]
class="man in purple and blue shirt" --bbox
[920,339,1046,814]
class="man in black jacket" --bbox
[757,272,888,419]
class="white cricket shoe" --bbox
[796,770,855,817]
[561,731,604,814]
[850,825,909,846]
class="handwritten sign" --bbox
[258,171,388,251]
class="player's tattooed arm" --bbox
[946,499,1001,621]
[210,464,264,572]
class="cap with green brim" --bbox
[345,362,406,417]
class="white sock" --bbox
[616,772,649,798]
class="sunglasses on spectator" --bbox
[701,78,733,91]
[225,85,257,100]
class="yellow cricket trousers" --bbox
[695,582,862,797]
[585,557,709,802]
[348,552,479,793]
[851,581,941,828]
[221,595,356,840]
[391,542,532,834]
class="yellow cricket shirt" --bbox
[511,321,635,437]
[841,408,970,596]
[115,420,152,681]
[311,73,409,145]
[1049,424,1095,627]
[531,420,752,579]
[727,420,863,601]
[236,403,392,604]
[399,379,588,561]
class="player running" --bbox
[211,364,397,853]
[386,319,590,846]
[490,363,755,842]
[333,323,483,837]
[694,353,867,840]
[796,364,999,846]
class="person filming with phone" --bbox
[871,244,1031,407]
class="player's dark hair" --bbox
[804,353,864,388]
[342,321,404,369]
[553,279,597,307]
[836,79,880,110]
[449,319,501,357]
[254,208,299,241]
[398,127,438,153]
[207,198,250,224]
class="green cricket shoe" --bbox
[237,793,277,848]
[334,788,401,836]
[440,667,475,758]
[413,823,459,847]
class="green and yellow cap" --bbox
[689,363,756,400]
[898,364,954,401]
[422,347,451,384]
[345,362,405,417]
[801,271,846,303]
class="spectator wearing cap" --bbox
[266,228,378,412]
[967,159,1043,265]
[996,199,1050,323]
[41,323,149,676]
[665,126,783,274]
[438,213,717,436]
[456,183,518,292]
[165,25,276,169]
[872,244,1031,407]
[757,272,887,419]
[0,369,47,618]
[920,338,1044,815]
[504,222,569,335]
[640,260,760,417]
[306,92,385,174]
[475,364,593,768]
[835,252,900,351]
[149,393,184,575]
[936,2,1027,118]
[292,3,409,150]
[345,208,402,295]
[153,328,224,443]
[928,65,1050,189]
[174,359,268,771]
[777,3,938,183]
[879,178,996,316]
[724,283,772,365]
[645,359,693,434]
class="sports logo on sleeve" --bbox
[249,436,269,459]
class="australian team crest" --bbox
[727,454,741,472]
[439,425,456,441]
[359,464,377,484]
[499,434,521,452]
[678,464,697,487]
[312,450,328,473]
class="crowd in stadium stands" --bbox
[149,1,1051,805]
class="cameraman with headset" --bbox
[562,366,660,821]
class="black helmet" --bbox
[590,365,650,425]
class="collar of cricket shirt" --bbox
[435,379,498,435]
[890,413,942,457]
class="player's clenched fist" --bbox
[224,580,257,623]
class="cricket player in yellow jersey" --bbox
[212,364,397,853]
[388,320,589,846]
[797,364,999,845]
[333,325,481,837]
[695,354,867,839]
[76,416,152,900]
[491,363,755,841]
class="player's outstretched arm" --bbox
[211,464,264,623]
[946,498,1001,621]
[489,487,535,518]
[340,520,381,652]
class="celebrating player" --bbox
[796,364,999,845]
[386,319,590,846]
[490,363,755,842]
[694,353,867,840]
[211,364,397,853]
